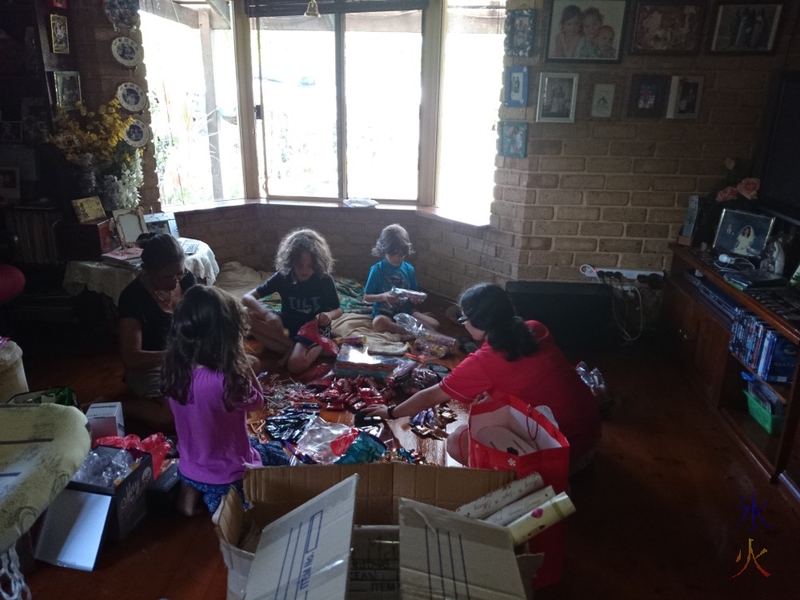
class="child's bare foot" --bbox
[177,482,204,517]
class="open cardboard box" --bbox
[216,463,543,600]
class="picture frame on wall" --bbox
[504,9,537,57]
[546,0,628,62]
[0,167,21,205]
[627,74,670,117]
[50,14,69,54]
[504,66,529,107]
[50,0,68,8]
[713,208,774,257]
[53,71,82,110]
[0,122,24,143]
[536,72,579,123]
[666,75,703,118]
[591,83,615,118]
[629,2,706,54]
[498,121,529,158]
[709,3,783,53]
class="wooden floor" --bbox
[13,301,800,600]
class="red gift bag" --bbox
[467,393,570,589]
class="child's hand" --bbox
[316,312,331,327]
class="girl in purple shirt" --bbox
[163,285,288,516]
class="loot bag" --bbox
[295,417,358,464]
[297,320,339,355]
[467,393,570,590]
[93,432,171,478]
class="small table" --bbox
[62,238,219,305]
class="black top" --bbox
[117,271,196,351]
[255,271,340,337]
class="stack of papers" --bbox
[101,246,143,270]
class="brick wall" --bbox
[68,1,800,301]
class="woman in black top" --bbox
[118,233,195,430]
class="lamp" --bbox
[304,0,321,17]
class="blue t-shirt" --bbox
[364,259,419,318]
[255,271,340,337]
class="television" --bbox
[757,71,800,226]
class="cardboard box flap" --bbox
[245,475,359,600]
[398,498,526,600]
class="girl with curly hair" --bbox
[163,285,288,516]
[243,228,342,374]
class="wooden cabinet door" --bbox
[691,309,731,405]
[662,282,697,363]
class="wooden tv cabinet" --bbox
[664,245,800,503]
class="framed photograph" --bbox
[629,2,705,54]
[72,196,106,223]
[50,0,68,7]
[536,72,579,123]
[709,3,783,53]
[546,0,627,62]
[627,74,670,117]
[591,83,615,117]
[498,121,529,158]
[145,212,180,239]
[21,97,51,144]
[666,75,703,118]
[0,122,23,143]
[505,9,537,57]
[0,167,21,205]
[53,71,82,110]
[112,208,148,247]
[713,208,774,257]
[50,14,69,54]
[504,66,529,107]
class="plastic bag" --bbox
[575,362,607,397]
[295,417,358,464]
[393,313,459,358]
[93,432,171,478]
[297,320,339,355]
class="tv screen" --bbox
[759,71,800,225]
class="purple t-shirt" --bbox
[169,367,264,485]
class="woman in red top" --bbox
[365,283,600,470]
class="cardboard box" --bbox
[85,402,125,440]
[35,446,154,570]
[215,464,542,600]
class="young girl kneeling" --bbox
[163,285,288,516]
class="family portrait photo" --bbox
[546,0,627,62]
[710,3,783,52]
[537,73,578,122]
[630,2,705,54]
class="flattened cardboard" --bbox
[245,476,358,600]
[399,497,527,600]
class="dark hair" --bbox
[137,233,184,272]
[560,4,583,25]
[162,285,252,411]
[582,7,603,21]
[459,283,538,360]
[372,224,414,258]
[274,228,335,276]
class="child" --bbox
[594,25,616,58]
[162,285,289,516]
[243,228,343,374]
[553,4,583,58]
[576,7,604,58]
[363,224,440,336]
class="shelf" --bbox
[729,351,792,405]
[721,404,783,473]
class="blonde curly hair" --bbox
[275,228,335,276]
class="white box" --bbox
[85,402,124,440]
[216,464,542,600]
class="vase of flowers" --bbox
[49,98,142,212]
[695,158,761,247]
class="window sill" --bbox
[164,199,491,229]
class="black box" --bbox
[146,461,180,515]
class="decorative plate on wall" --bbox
[124,119,150,147]
[117,82,147,112]
[103,0,140,30]
[111,37,143,67]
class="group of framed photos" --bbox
[536,1,784,62]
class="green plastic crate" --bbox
[744,390,785,435]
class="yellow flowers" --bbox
[49,98,135,166]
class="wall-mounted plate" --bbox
[124,119,150,148]
[117,82,147,112]
[111,37,143,68]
